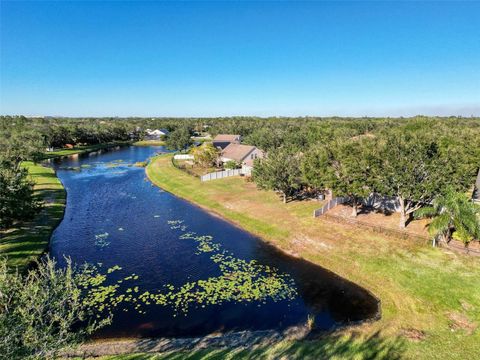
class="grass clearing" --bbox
[0,162,66,270]
[142,154,480,359]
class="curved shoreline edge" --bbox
[145,154,381,316]
[2,141,130,270]
[0,162,66,270]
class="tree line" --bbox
[2,115,479,237]
[250,118,480,244]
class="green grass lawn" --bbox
[140,154,480,360]
[42,141,132,159]
[93,332,405,359]
[133,140,166,146]
[0,162,65,270]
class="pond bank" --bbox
[133,140,166,146]
[145,154,480,359]
[69,325,310,358]
[0,162,65,269]
[2,141,136,268]
[42,141,133,159]
[51,146,379,340]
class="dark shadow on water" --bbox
[249,239,381,329]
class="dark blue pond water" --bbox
[49,146,378,338]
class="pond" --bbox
[49,145,379,338]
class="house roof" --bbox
[221,143,256,162]
[213,134,241,142]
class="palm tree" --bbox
[415,188,480,247]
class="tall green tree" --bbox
[415,189,480,247]
[302,138,377,216]
[374,132,448,228]
[165,127,192,150]
[0,166,40,229]
[253,147,303,203]
[0,119,44,228]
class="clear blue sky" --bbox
[1,1,479,117]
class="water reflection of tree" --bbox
[251,240,380,325]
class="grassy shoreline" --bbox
[42,141,133,159]
[1,141,130,268]
[132,140,166,146]
[0,162,66,270]
[144,154,480,359]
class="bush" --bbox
[0,257,110,359]
[224,160,239,170]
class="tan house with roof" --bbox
[212,134,241,149]
[220,143,264,174]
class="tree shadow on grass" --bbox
[95,331,406,360]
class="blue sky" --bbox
[1,1,479,117]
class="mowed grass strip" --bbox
[0,162,66,270]
[145,154,480,360]
[133,140,166,146]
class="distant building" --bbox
[145,128,169,140]
[212,134,241,149]
[220,143,264,175]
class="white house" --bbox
[145,128,169,140]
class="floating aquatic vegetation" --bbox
[167,219,187,231]
[95,232,110,248]
[177,229,221,255]
[167,220,184,227]
[77,263,143,316]
[133,220,298,314]
[107,265,122,273]
[79,220,298,320]
[179,232,196,239]
[137,249,297,314]
[103,159,131,168]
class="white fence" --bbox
[200,169,244,182]
[174,154,194,160]
[313,197,350,217]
